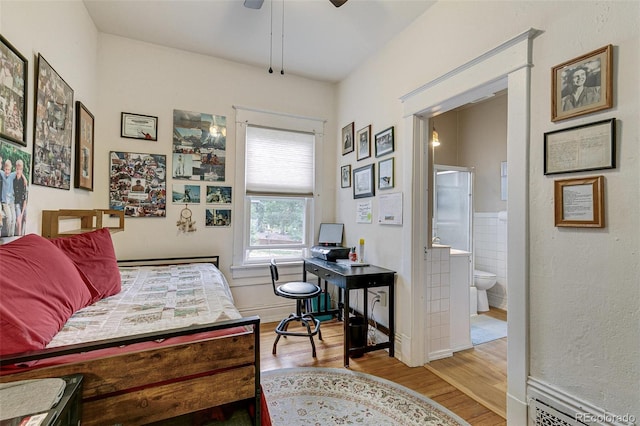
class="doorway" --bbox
[401,29,539,424]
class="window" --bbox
[244,125,315,263]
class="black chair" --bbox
[269,259,323,357]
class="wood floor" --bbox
[426,308,508,419]
[260,311,507,426]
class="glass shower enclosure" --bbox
[432,165,474,252]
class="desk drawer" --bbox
[305,265,344,286]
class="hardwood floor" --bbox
[425,308,508,419]
[260,317,506,426]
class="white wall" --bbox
[1,0,99,231]
[336,0,639,420]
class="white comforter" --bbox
[47,263,241,348]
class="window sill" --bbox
[230,260,304,279]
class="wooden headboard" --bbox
[42,209,125,238]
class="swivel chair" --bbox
[269,259,323,357]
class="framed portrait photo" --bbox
[340,164,351,188]
[33,54,74,190]
[342,122,354,155]
[552,45,612,122]
[0,35,28,146]
[554,175,604,228]
[356,124,371,161]
[375,126,394,157]
[353,163,374,199]
[74,101,94,191]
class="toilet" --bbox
[473,269,497,312]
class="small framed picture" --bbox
[0,35,28,147]
[206,185,232,204]
[342,122,354,155]
[353,163,375,199]
[74,101,94,191]
[378,157,394,190]
[340,164,351,188]
[172,183,201,204]
[554,176,604,228]
[206,208,231,227]
[375,126,394,157]
[356,125,371,161]
[551,45,613,122]
[121,112,158,140]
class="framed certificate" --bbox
[121,112,158,141]
[554,176,604,228]
[544,118,615,175]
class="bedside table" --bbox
[0,374,83,426]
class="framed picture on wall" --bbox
[378,157,394,189]
[353,163,374,199]
[340,164,351,188]
[375,126,394,157]
[33,54,74,190]
[356,124,371,161]
[544,118,615,175]
[551,45,613,122]
[0,35,28,147]
[342,122,354,155]
[121,112,158,140]
[74,101,94,191]
[554,175,604,228]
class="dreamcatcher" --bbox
[176,205,197,233]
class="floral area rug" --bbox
[261,367,470,425]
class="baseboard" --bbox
[238,303,295,324]
[527,377,636,426]
[428,349,453,361]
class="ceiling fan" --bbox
[244,0,348,9]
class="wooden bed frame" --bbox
[0,256,262,426]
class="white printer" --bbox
[310,223,350,261]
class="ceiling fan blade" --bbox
[329,0,348,7]
[244,0,264,9]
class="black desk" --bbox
[303,257,395,367]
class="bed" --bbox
[0,228,266,425]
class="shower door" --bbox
[432,165,473,252]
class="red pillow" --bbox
[0,234,95,356]
[51,228,121,301]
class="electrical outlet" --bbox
[377,290,387,307]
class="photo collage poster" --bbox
[109,151,167,217]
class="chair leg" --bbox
[302,319,317,358]
[272,334,282,355]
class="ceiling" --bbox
[83,0,436,83]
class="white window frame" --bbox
[243,195,313,263]
[231,106,325,270]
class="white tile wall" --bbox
[473,212,508,310]
[426,246,452,359]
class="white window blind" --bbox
[246,126,314,196]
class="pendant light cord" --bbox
[268,0,273,73]
[280,0,285,74]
